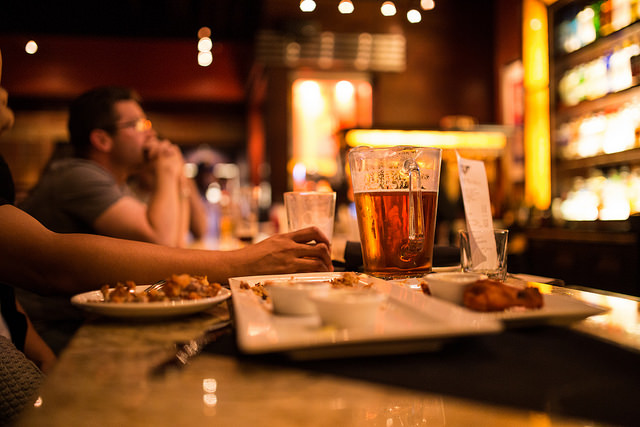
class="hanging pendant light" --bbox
[407,9,422,23]
[300,0,316,12]
[381,1,397,16]
[421,0,435,11]
[338,0,354,14]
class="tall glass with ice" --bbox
[348,146,442,279]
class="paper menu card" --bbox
[456,152,498,269]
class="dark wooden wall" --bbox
[1,0,513,201]
[259,0,501,200]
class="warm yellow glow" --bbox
[297,80,324,116]
[523,0,551,210]
[25,40,38,54]
[291,76,372,182]
[381,1,396,16]
[197,27,211,39]
[407,9,422,23]
[344,129,506,151]
[198,37,212,52]
[300,0,316,12]
[198,51,213,67]
[203,393,218,407]
[421,0,435,10]
[335,80,354,103]
[202,378,217,393]
[292,79,334,178]
[338,0,354,14]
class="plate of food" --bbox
[411,276,609,326]
[71,274,231,318]
[228,272,503,359]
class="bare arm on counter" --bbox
[0,204,332,296]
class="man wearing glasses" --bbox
[18,86,208,352]
[21,86,205,247]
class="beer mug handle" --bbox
[405,160,425,254]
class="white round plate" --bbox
[71,285,231,319]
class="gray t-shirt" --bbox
[20,158,125,234]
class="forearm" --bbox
[1,205,332,296]
[2,206,234,293]
[177,183,190,247]
[186,178,209,239]
[146,174,182,246]
[45,235,238,287]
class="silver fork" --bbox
[144,279,167,294]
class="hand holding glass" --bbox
[284,191,336,243]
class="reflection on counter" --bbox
[569,287,640,351]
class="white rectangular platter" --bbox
[395,278,609,326]
[228,272,503,359]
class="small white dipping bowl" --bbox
[309,289,387,329]
[264,281,331,316]
[425,272,487,305]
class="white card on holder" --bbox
[456,152,497,269]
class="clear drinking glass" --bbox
[459,229,509,281]
[284,191,336,243]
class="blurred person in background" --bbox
[21,85,207,247]
[127,148,208,246]
[18,86,211,351]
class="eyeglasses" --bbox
[115,117,152,132]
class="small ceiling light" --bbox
[198,37,212,52]
[338,0,354,14]
[25,40,38,54]
[197,27,211,39]
[198,51,213,67]
[300,0,316,12]
[420,0,435,10]
[530,18,542,31]
[381,1,396,16]
[407,9,422,23]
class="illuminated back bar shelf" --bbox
[342,127,509,159]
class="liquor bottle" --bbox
[612,0,632,31]
[601,0,613,36]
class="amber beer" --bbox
[354,189,438,278]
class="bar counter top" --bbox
[16,276,640,427]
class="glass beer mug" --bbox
[348,146,442,279]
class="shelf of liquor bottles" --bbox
[551,0,640,223]
[531,0,640,296]
[555,84,640,121]
[555,146,640,172]
[554,15,640,70]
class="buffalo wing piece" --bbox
[419,281,431,296]
[463,279,543,312]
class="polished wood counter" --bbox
[16,278,640,427]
